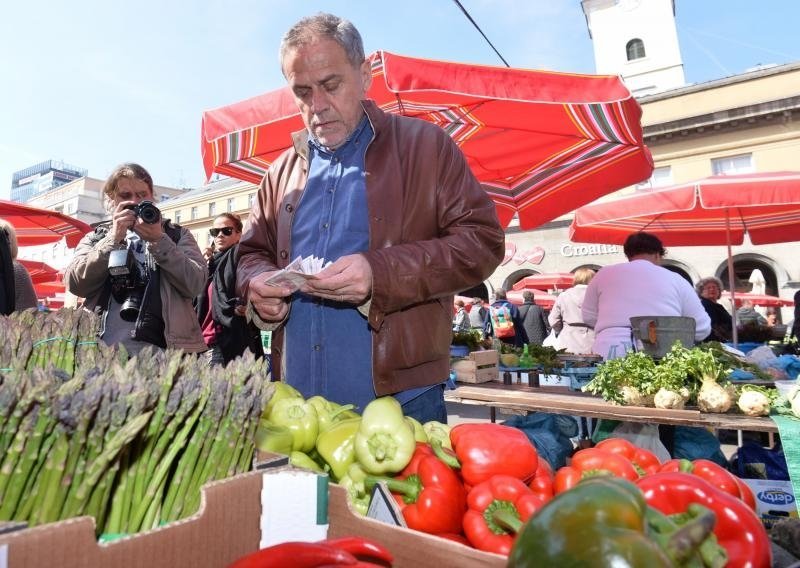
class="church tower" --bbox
[581,0,686,95]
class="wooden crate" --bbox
[452,349,499,383]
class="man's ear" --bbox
[360,58,373,94]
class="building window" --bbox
[248,193,255,208]
[711,154,753,175]
[626,38,646,61]
[191,206,198,220]
[636,166,672,191]
[209,202,216,217]
[227,198,235,212]
[175,210,182,223]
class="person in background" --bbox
[196,213,263,365]
[236,14,504,422]
[0,219,37,312]
[65,163,206,356]
[452,299,471,333]
[695,276,732,342]
[736,299,767,326]
[468,297,489,336]
[489,289,527,347]
[519,290,550,346]
[765,307,778,327]
[793,291,800,340]
[582,232,710,360]
[548,268,596,354]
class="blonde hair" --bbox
[0,219,19,259]
[573,267,595,285]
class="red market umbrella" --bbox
[568,171,800,344]
[202,50,653,230]
[17,259,60,284]
[0,200,91,248]
[721,292,794,308]
[34,280,66,297]
[512,272,575,291]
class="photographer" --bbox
[65,163,206,356]
[195,213,263,365]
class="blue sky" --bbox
[1,0,797,199]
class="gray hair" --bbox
[695,276,724,295]
[280,13,365,73]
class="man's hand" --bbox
[301,254,372,304]
[111,201,137,243]
[248,272,293,322]
[134,218,165,243]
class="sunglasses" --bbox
[209,227,235,237]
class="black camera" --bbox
[108,248,146,322]
[125,200,161,224]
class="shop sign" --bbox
[560,243,619,257]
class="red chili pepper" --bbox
[373,454,467,535]
[637,472,771,568]
[658,459,744,501]
[463,474,545,556]
[227,541,357,568]
[595,437,662,475]
[321,537,394,566]
[528,456,554,503]
[553,447,639,494]
[448,423,538,487]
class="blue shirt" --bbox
[284,117,432,412]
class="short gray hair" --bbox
[695,276,724,295]
[280,13,365,73]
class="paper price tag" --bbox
[260,470,329,548]
[367,482,406,527]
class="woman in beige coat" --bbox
[548,268,596,354]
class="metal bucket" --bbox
[629,316,696,359]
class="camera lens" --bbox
[137,201,161,224]
[119,288,144,321]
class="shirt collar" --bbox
[308,114,371,155]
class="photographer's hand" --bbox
[111,201,138,243]
[134,218,164,243]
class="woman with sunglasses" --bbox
[196,213,263,365]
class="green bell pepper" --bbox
[254,420,294,455]
[354,397,415,475]
[269,397,319,453]
[508,477,675,567]
[262,382,303,421]
[338,463,370,516]
[307,395,357,433]
[423,420,452,450]
[290,451,326,474]
[405,416,428,443]
[316,417,361,481]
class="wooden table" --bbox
[445,382,778,433]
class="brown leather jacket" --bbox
[237,101,505,395]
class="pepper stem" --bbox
[328,405,356,423]
[677,459,695,473]
[364,474,421,504]
[430,439,461,470]
[486,500,523,535]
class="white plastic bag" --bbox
[609,422,671,463]
[542,329,560,350]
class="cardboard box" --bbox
[741,478,798,528]
[453,349,499,383]
[0,467,504,568]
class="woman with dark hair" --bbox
[582,232,710,359]
[695,276,732,342]
[196,213,263,365]
[0,219,37,313]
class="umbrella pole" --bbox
[726,210,738,348]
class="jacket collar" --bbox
[290,100,386,162]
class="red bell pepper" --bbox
[372,453,467,535]
[658,458,745,502]
[463,474,545,556]
[732,475,757,511]
[448,423,538,487]
[595,437,662,475]
[553,447,639,494]
[528,456,554,503]
[637,472,771,568]
[437,533,471,546]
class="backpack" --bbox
[490,303,515,338]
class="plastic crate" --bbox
[562,367,599,391]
